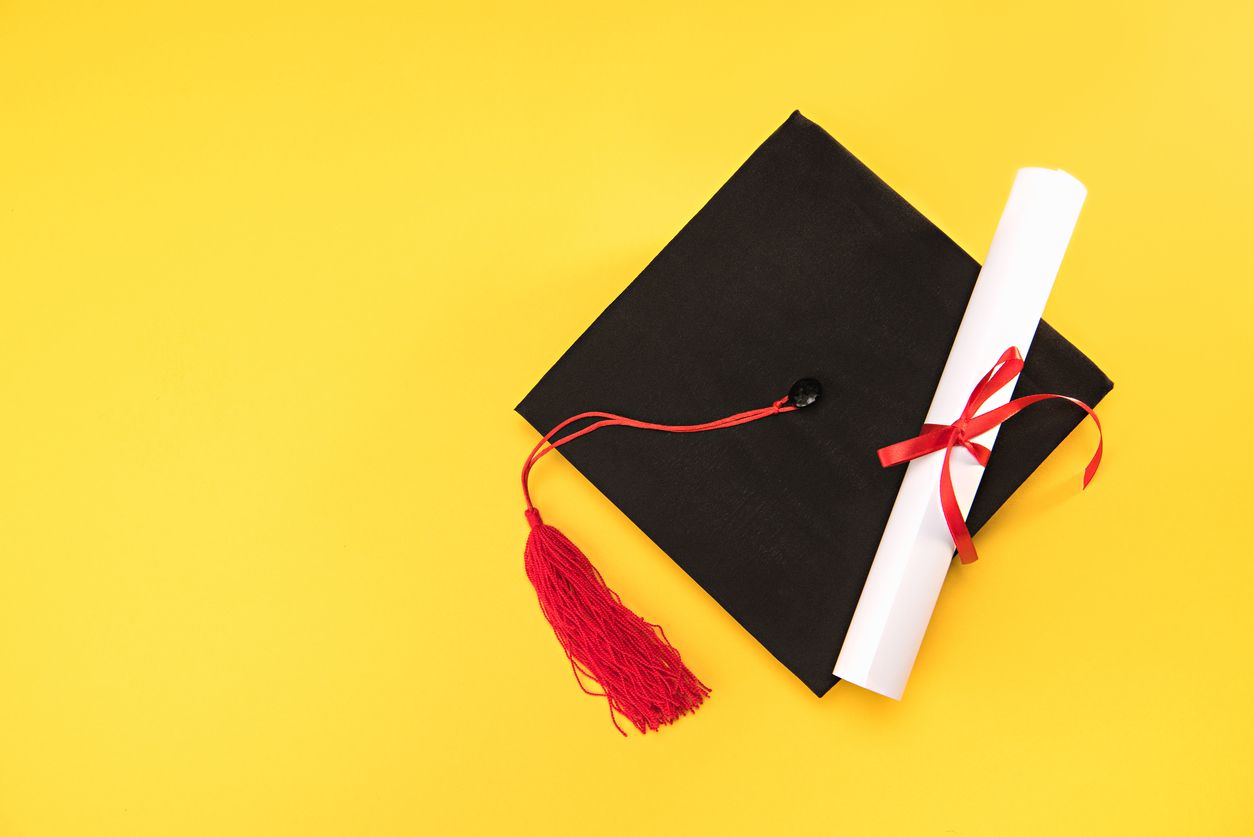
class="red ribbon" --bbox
[877,346,1104,564]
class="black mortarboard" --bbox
[516,111,1112,729]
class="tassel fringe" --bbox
[523,508,710,735]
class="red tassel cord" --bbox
[521,388,814,735]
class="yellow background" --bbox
[2,1,1251,834]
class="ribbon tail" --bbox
[1078,407,1103,489]
[973,393,1105,490]
[966,441,992,466]
[939,443,979,565]
[878,425,958,468]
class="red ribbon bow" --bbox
[877,346,1104,564]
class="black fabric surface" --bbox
[516,111,1113,697]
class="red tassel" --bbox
[523,507,709,735]
[520,393,806,733]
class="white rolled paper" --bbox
[832,168,1087,699]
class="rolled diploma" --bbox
[832,168,1087,699]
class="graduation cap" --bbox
[516,111,1112,734]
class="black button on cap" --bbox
[787,378,822,408]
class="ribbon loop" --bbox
[877,346,1104,564]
